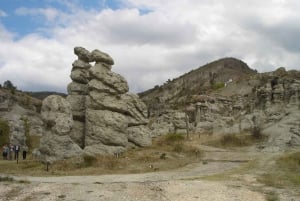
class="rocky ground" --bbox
[1,145,299,201]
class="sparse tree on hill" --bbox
[3,80,17,94]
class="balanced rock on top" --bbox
[37,47,152,161]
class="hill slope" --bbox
[139,57,257,113]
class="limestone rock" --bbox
[67,82,88,95]
[127,125,152,147]
[74,47,92,62]
[91,49,114,65]
[85,109,128,147]
[38,132,82,162]
[69,121,85,148]
[66,95,86,119]
[41,95,73,135]
[70,68,90,84]
[89,64,129,94]
[38,95,82,161]
[72,59,91,69]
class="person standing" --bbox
[15,144,20,160]
[22,145,28,160]
[9,144,14,160]
[2,144,8,159]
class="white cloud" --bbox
[1,0,300,93]
[15,7,59,22]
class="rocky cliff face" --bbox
[142,63,300,152]
[0,88,44,147]
[36,47,152,162]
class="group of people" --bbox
[2,144,28,160]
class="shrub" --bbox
[251,126,262,139]
[83,155,97,167]
[165,133,184,143]
[212,82,224,90]
[220,134,248,147]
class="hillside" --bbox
[139,57,257,113]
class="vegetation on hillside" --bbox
[259,151,300,188]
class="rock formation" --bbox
[37,47,152,161]
[37,95,82,162]
[142,63,300,152]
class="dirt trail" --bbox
[0,147,298,201]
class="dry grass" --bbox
[258,151,300,188]
[204,133,267,148]
[0,134,204,176]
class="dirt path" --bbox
[0,147,262,201]
[0,147,298,201]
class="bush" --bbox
[251,126,262,139]
[83,155,97,167]
[165,133,185,143]
[212,82,224,90]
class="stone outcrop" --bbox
[79,47,151,155]
[37,47,152,161]
[37,95,82,162]
[146,66,300,152]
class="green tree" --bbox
[3,80,17,94]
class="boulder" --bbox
[67,82,88,95]
[74,47,92,62]
[91,49,114,65]
[41,95,73,135]
[72,59,91,69]
[127,125,152,147]
[38,95,82,161]
[89,64,129,94]
[70,68,90,84]
[38,131,82,162]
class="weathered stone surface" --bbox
[69,120,85,148]
[74,47,92,62]
[36,47,152,160]
[38,95,82,162]
[38,132,83,162]
[127,125,152,147]
[72,59,91,69]
[89,64,129,94]
[67,82,88,95]
[85,109,128,147]
[87,92,148,125]
[88,79,119,94]
[66,95,86,118]
[84,144,125,156]
[41,95,73,135]
[91,49,114,65]
[70,68,90,84]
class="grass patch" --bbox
[265,191,280,201]
[164,133,185,143]
[258,151,300,188]
[0,134,204,176]
[205,133,267,148]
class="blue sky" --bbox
[0,0,122,36]
[0,0,300,93]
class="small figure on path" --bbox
[15,144,20,160]
[22,145,28,160]
[2,144,8,160]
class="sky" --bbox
[0,0,300,93]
